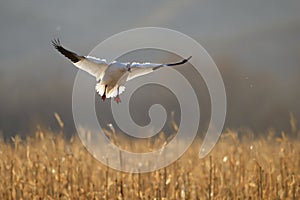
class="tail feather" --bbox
[95,83,105,96]
[107,85,126,98]
[96,83,126,98]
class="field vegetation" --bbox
[0,118,299,199]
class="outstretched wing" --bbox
[126,56,192,81]
[52,39,108,80]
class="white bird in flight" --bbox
[52,39,191,103]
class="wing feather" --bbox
[52,39,108,80]
[126,62,161,81]
[126,56,191,81]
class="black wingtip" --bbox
[165,56,192,66]
[181,56,192,64]
[186,56,192,61]
[51,38,61,49]
[51,38,83,63]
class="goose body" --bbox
[52,39,191,103]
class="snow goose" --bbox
[52,39,191,103]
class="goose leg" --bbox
[101,85,107,101]
[114,87,121,103]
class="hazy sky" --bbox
[1,0,300,56]
[0,0,299,135]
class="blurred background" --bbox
[0,0,299,137]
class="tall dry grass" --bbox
[0,124,299,199]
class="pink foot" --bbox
[114,96,121,103]
[101,94,106,101]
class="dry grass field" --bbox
[0,121,299,199]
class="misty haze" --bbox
[1,0,300,137]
